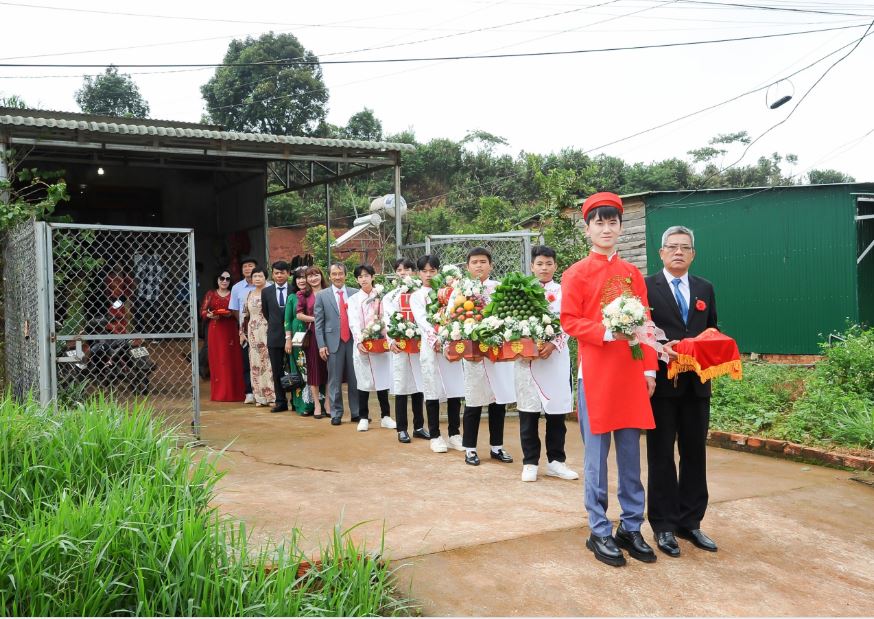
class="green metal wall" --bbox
[858,200,874,328]
[644,185,871,354]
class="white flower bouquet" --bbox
[602,293,648,360]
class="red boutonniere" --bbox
[695,299,707,311]
[546,292,557,302]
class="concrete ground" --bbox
[195,392,874,617]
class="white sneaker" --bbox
[521,464,538,482]
[357,419,369,432]
[430,437,448,453]
[243,393,255,404]
[546,460,579,480]
[380,416,397,429]
[447,435,465,451]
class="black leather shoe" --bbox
[270,404,288,413]
[412,427,431,440]
[397,431,411,443]
[489,449,513,463]
[654,531,681,557]
[585,534,626,567]
[615,524,657,563]
[330,417,342,426]
[677,528,718,552]
[465,452,481,466]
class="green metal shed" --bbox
[638,183,874,354]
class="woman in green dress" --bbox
[284,267,316,415]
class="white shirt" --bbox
[229,278,256,324]
[662,268,690,309]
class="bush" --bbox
[0,396,413,616]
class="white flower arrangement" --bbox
[602,293,648,359]
[392,275,423,295]
[361,317,386,340]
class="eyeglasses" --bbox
[219,276,231,281]
[663,244,693,253]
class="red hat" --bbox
[582,192,623,220]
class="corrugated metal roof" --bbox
[0,108,416,153]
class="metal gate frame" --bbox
[3,220,200,432]
[400,231,543,277]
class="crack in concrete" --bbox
[222,448,339,473]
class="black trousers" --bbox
[426,397,462,438]
[462,402,505,449]
[241,343,252,394]
[357,389,390,421]
[395,392,424,432]
[518,411,567,465]
[646,396,711,533]
[267,346,288,406]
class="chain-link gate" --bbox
[3,221,200,430]
[400,232,541,278]
[3,219,52,404]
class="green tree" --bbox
[807,169,855,184]
[74,66,150,117]
[0,93,28,109]
[344,108,382,141]
[201,32,329,135]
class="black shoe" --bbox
[397,431,411,443]
[465,452,481,466]
[614,524,657,563]
[412,427,431,440]
[270,404,288,413]
[585,534,626,567]
[330,417,342,426]
[489,449,513,463]
[654,531,681,557]
[351,416,360,423]
[677,528,718,552]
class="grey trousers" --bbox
[327,340,359,419]
[577,377,645,538]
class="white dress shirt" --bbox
[662,268,690,309]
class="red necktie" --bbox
[338,290,351,342]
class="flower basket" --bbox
[363,338,389,353]
[493,337,539,361]
[394,338,421,354]
[444,339,486,361]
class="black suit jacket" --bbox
[260,284,289,349]
[645,271,718,398]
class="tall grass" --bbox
[0,396,414,616]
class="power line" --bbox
[0,23,866,68]
[673,0,873,18]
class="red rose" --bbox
[695,299,707,311]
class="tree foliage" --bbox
[807,169,856,184]
[0,93,28,109]
[74,66,150,118]
[201,32,328,135]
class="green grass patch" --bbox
[710,324,874,450]
[0,396,415,616]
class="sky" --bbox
[1,0,873,185]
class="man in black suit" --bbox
[261,260,291,413]
[645,225,719,557]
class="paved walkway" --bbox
[197,398,874,616]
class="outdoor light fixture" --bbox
[766,80,794,110]
[332,213,383,248]
[97,167,105,175]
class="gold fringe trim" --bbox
[668,353,743,383]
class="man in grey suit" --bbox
[314,262,359,425]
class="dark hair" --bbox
[531,245,557,261]
[354,264,376,277]
[271,260,290,272]
[240,257,258,268]
[466,246,492,264]
[328,261,347,275]
[584,205,623,225]
[303,266,328,293]
[393,258,416,271]
[290,266,308,293]
[250,267,268,279]
[417,254,440,270]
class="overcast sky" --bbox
[1,0,873,183]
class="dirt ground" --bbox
[194,390,874,617]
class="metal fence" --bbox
[3,221,200,431]
[400,232,542,278]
